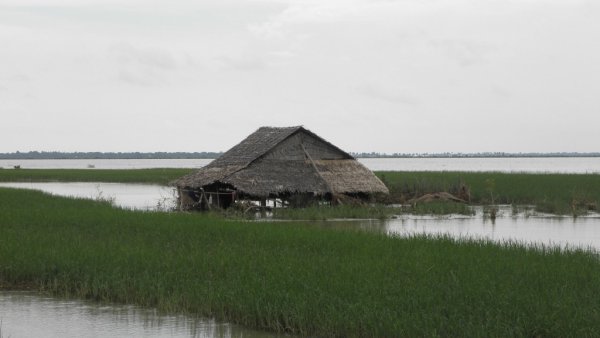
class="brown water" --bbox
[0,291,277,338]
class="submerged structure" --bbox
[174,126,388,210]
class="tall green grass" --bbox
[2,187,600,336]
[378,171,600,214]
[0,168,192,185]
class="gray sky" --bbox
[1,0,599,153]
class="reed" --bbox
[377,171,600,215]
[2,188,600,336]
[0,168,192,185]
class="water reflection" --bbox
[0,291,276,338]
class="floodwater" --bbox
[1,157,600,173]
[0,182,177,211]
[313,206,600,251]
[0,158,212,169]
[0,291,275,338]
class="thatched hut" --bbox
[174,126,388,210]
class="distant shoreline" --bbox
[1,151,599,160]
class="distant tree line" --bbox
[1,151,599,160]
[0,151,223,160]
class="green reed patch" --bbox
[377,171,600,215]
[0,168,193,185]
[2,188,600,336]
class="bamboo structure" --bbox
[174,126,389,210]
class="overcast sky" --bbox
[1,0,599,153]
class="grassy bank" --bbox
[2,188,600,336]
[0,168,192,185]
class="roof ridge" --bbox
[202,126,304,182]
[216,127,304,181]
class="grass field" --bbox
[1,168,599,215]
[2,187,600,336]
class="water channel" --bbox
[0,291,276,338]
[0,182,176,211]
[313,206,600,250]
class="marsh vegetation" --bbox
[0,168,192,185]
[379,171,600,216]
[1,188,600,336]
[2,169,599,217]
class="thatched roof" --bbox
[175,126,389,197]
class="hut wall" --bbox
[178,187,198,210]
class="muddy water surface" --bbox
[0,291,276,338]
[312,206,600,250]
[0,182,177,211]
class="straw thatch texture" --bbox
[175,127,300,188]
[226,159,330,196]
[314,159,389,194]
[175,126,389,198]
